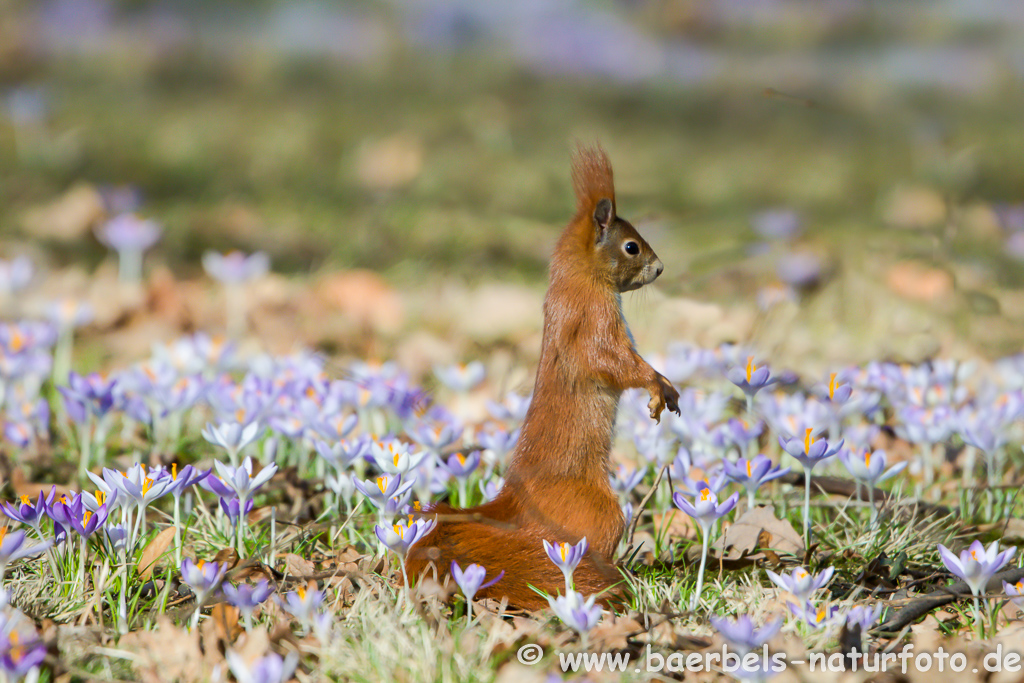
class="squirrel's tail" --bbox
[405,498,624,610]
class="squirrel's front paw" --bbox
[648,376,680,422]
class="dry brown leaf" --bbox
[590,615,643,651]
[281,553,315,578]
[714,505,803,560]
[137,526,176,580]
[210,603,242,644]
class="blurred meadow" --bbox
[5,0,1024,376]
[5,2,1024,682]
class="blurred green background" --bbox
[3,0,1024,368]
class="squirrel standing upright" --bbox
[406,144,680,609]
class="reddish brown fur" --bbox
[406,144,679,609]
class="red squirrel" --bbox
[406,144,680,609]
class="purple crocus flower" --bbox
[69,504,109,539]
[441,450,481,479]
[722,455,790,508]
[202,250,270,284]
[1,488,56,533]
[222,579,275,628]
[0,256,32,295]
[96,214,161,253]
[543,537,589,593]
[314,437,370,471]
[788,601,842,631]
[280,585,326,633]
[408,420,461,453]
[201,420,261,466]
[710,614,781,655]
[609,464,646,500]
[752,209,802,241]
[676,471,729,498]
[937,541,1016,597]
[845,603,884,632]
[60,372,117,419]
[374,518,437,557]
[2,422,32,449]
[434,362,485,392]
[765,566,834,602]
[225,650,298,683]
[477,427,518,462]
[547,591,603,635]
[778,429,844,470]
[180,558,227,608]
[0,529,51,579]
[96,214,161,284]
[0,620,46,680]
[727,357,778,399]
[1003,579,1024,608]
[312,412,358,442]
[161,464,211,500]
[353,473,414,508]
[450,561,504,622]
[202,457,276,508]
[369,439,429,475]
[46,298,93,331]
[219,496,254,525]
[671,489,739,534]
[838,449,906,485]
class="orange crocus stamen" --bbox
[96,490,106,505]
[804,428,814,454]
[83,510,92,524]
[376,476,388,495]
[746,461,753,477]
[864,450,871,467]
[559,543,569,562]
[829,373,837,400]
[746,356,756,382]
[700,488,711,502]
[19,495,29,505]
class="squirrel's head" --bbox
[590,199,663,292]
[569,144,664,292]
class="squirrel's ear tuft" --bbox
[593,198,614,239]
[571,143,616,219]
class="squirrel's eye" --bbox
[623,241,640,256]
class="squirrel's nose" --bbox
[653,260,664,279]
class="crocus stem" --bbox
[118,249,142,285]
[972,596,983,640]
[173,495,182,568]
[226,283,245,339]
[868,484,878,528]
[76,535,87,599]
[77,420,92,480]
[691,529,709,610]
[745,395,753,418]
[747,489,756,510]
[118,555,129,635]
[803,469,813,548]
[191,600,202,631]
